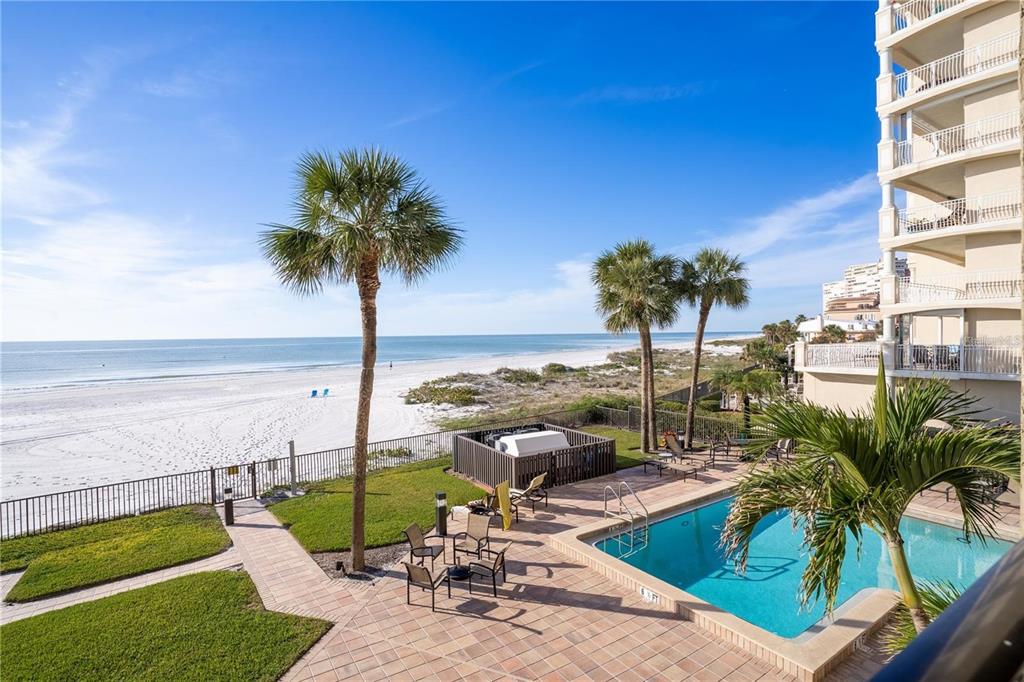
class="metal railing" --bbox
[0,408,592,540]
[896,269,1022,304]
[803,342,880,368]
[894,110,1020,167]
[891,0,965,33]
[896,190,1022,235]
[896,343,1021,375]
[893,31,1019,100]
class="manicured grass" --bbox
[0,571,330,682]
[581,426,645,469]
[2,505,230,603]
[270,458,484,553]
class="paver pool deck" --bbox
[222,461,1018,682]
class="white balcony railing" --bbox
[893,31,1019,100]
[804,342,880,369]
[896,190,1022,235]
[894,110,1020,167]
[896,269,1023,305]
[891,0,966,33]
[896,342,1021,375]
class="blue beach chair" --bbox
[322,388,330,398]
[310,389,318,398]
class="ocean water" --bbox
[595,496,1010,638]
[0,332,748,389]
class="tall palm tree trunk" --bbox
[887,535,930,633]
[639,328,651,453]
[351,260,381,572]
[684,301,711,449]
[640,325,657,451]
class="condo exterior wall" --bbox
[798,0,1021,424]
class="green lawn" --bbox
[0,571,330,682]
[270,458,484,553]
[581,426,646,469]
[2,505,230,603]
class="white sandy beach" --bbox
[0,338,747,500]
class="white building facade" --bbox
[795,0,1021,423]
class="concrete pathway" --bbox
[0,546,241,624]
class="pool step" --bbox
[602,481,649,558]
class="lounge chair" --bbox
[665,432,713,470]
[468,546,508,597]
[665,460,700,480]
[452,512,491,563]
[403,523,444,568]
[510,473,548,512]
[322,388,329,397]
[764,438,795,464]
[310,389,318,398]
[403,562,448,612]
[469,492,519,522]
[642,456,670,476]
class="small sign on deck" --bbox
[227,465,239,476]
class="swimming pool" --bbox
[594,496,1011,638]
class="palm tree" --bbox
[812,324,847,344]
[261,149,461,571]
[721,363,1020,634]
[592,241,681,452]
[709,368,781,432]
[679,248,750,449]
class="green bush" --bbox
[655,400,687,413]
[404,380,479,406]
[542,362,573,376]
[496,367,542,384]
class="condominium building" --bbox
[822,259,910,313]
[795,0,1021,422]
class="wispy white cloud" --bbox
[384,101,457,129]
[703,174,880,297]
[139,67,237,98]
[575,83,703,104]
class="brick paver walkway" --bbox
[0,546,241,624]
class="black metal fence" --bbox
[0,409,590,540]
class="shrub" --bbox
[542,362,573,376]
[404,381,479,406]
[495,367,542,384]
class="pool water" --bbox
[595,497,1011,638]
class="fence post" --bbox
[289,440,297,496]
[209,468,216,505]
[250,462,257,499]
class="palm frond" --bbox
[881,581,962,655]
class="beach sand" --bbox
[0,338,747,500]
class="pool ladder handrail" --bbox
[602,481,649,558]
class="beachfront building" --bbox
[795,0,1022,422]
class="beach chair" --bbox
[509,473,548,512]
[310,389,318,398]
[322,388,329,398]
[665,432,712,471]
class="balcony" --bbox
[890,0,967,34]
[896,340,1021,376]
[895,190,1021,237]
[893,110,1019,169]
[895,269,1022,307]
[802,342,880,370]
[891,31,1018,103]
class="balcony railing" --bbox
[896,190,1022,235]
[896,269,1022,305]
[804,342,879,368]
[891,0,966,33]
[896,342,1021,375]
[893,31,1019,100]
[894,110,1020,167]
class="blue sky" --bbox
[2,2,881,341]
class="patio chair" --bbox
[403,523,445,568]
[468,546,509,597]
[642,456,669,476]
[474,491,519,522]
[452,512,492,563]
[510,473,548,512]
[665,432,713,470]
[403,562,448,612]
